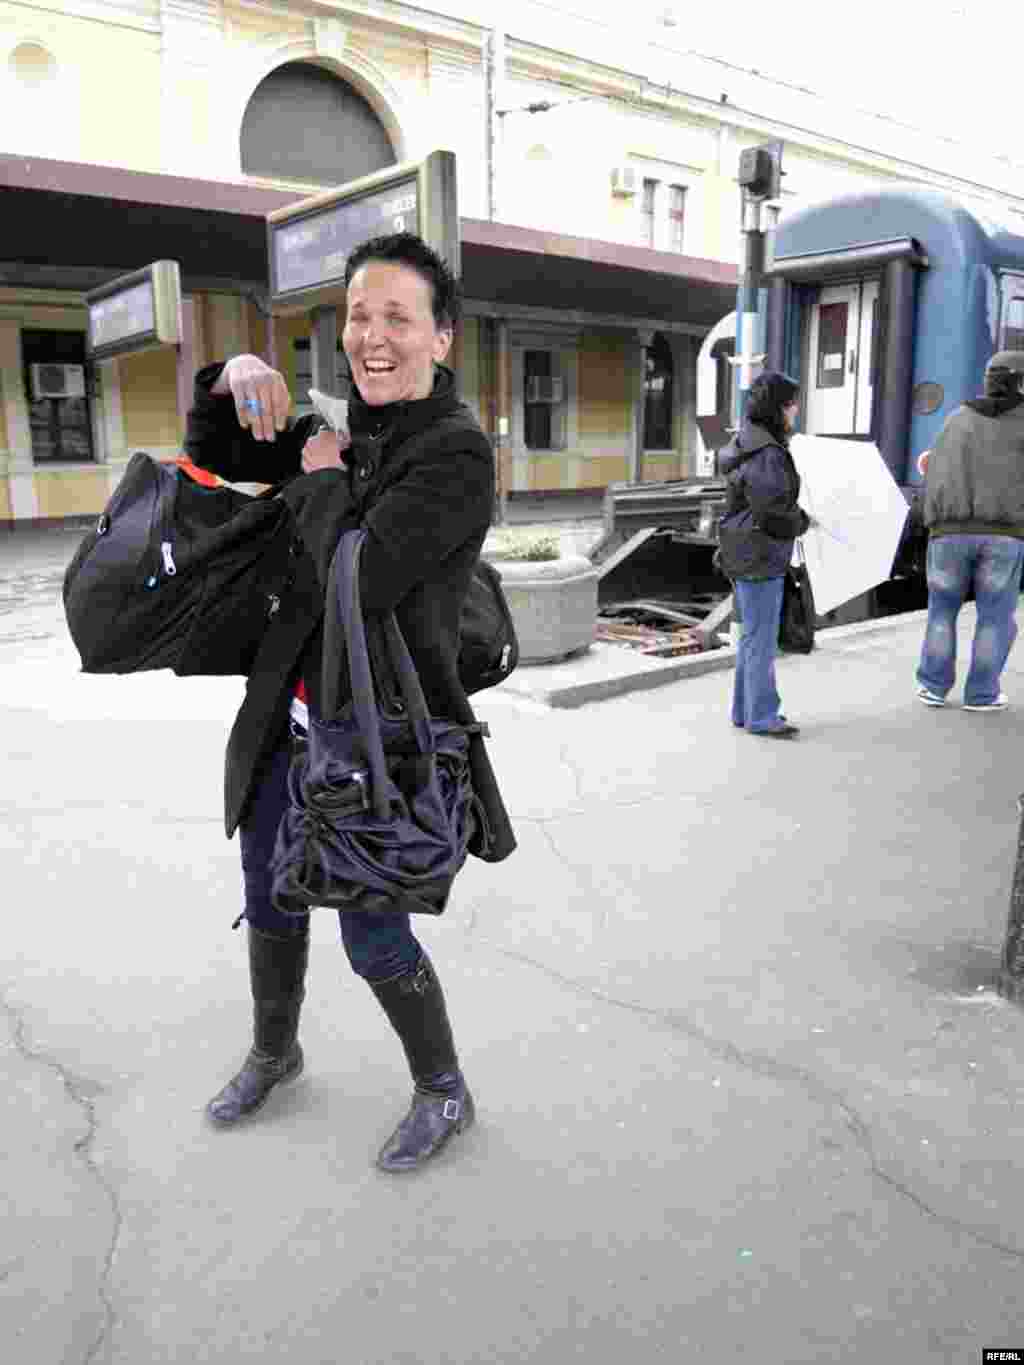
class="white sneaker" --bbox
[963,693,1009,711]
[916,686,946,707]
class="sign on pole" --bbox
[85,261,182,362]
[266,151,458,317]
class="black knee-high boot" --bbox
[369,953,475,1172]
[206,925,309,1126]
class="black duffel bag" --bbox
[63,452,296,676]
[63,450,521,691]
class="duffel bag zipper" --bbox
[146,477,178,588]
[145,540,177,589]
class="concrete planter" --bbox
[487,553,599,664]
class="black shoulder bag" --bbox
[778,540,816,654]
[269,529,482,917]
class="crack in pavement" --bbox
[0,989,123,1363]
[557,741,586,808]
[482,944,1024,1266]
[527,819,615,930]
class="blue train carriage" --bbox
[599,184,1024,622]
[765,183,1024,493]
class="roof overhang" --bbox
[460,219,737,330]
[0,154,738,328]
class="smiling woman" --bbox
[184,230,515,1175]
[341,232,456,407]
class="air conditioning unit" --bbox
[526,376,564,403]
[610,165,638,197]
[30,363,86,400]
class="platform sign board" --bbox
[85,261,182,362]
[267,151,458,316]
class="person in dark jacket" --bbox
[185,232,515,1172]
[717,372,810,738]
[915,351,1024,711]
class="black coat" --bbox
[184,363,516,862]
[716,421,810,580]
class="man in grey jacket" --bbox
[916,351,1024,710]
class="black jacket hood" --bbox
[718,421,783,475]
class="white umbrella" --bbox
[789,434,910,616]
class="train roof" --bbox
[773,184,1024,274]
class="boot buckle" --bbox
[442,1098,460,1122]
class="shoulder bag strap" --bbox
[322,530,435,819]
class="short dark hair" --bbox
[745,370,800,443]
[344,232,461,330]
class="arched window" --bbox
[241,62,396,185]
[644,333,674,450]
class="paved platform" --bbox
[4,526,1024,1364]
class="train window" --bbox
[1002,294,1024,352]
[816,302,848,389]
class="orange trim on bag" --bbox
[175,456,221,488]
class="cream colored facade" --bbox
[2,0,1023,520]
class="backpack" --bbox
[63,452,298,676]
[63,451,519,693]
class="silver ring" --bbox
[244,397,262,414]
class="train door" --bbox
[805,280,878,437]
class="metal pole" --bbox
[734,191,766,425]
[264,312,277,371]
[175,296,195,446]
[495,317,510,523]
[310,304,338,395]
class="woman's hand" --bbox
[301,425,351,474]
[211,354,291,442]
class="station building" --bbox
[2,1,1022,524]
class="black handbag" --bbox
[778,542,816,654]
[460,556,518,694]
[269,529,481,917]
[62,452,296,676]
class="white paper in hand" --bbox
[309,388,350,436]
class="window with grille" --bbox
[668,185,686,253]
[293,338,347,414]
[22,328,93,463]
[522,349,567,450]
[642,179,658,248]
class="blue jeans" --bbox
[732,576,787,732]
[239,738,422,983]
[916,535,1024,705]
